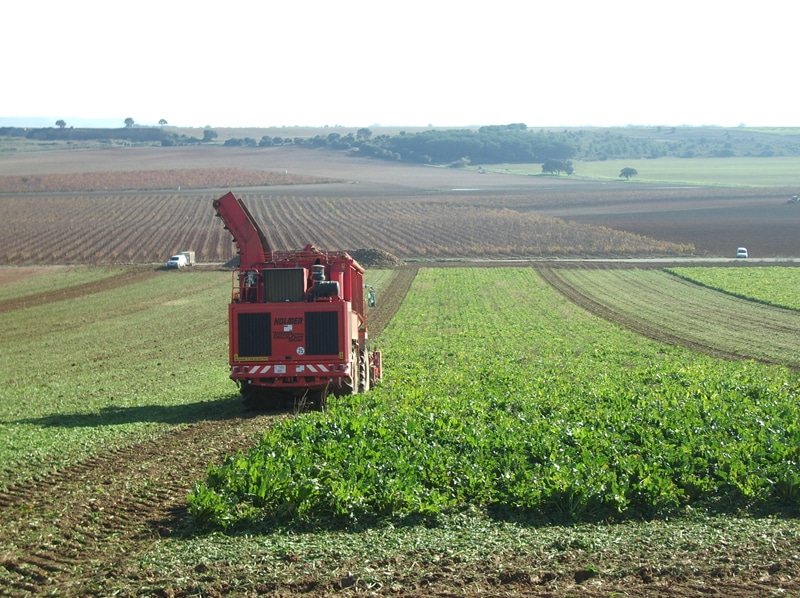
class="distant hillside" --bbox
[0,127,169,143]
[563,126,800,160]
[199,124,800,162]
[3,123,800,163]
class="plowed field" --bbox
[2,146,799,264]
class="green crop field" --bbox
[0,268,235,487]
[5,136,800,595]
[0,267,125,302]
[2,265,799,595]
[482,157,800,187]
[189,268,800,528]
[573,157,800,186]
[540,267,800,368]
[667,266,800,311]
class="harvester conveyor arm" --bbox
[212,191,273,268]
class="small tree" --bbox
[356,127,372,140]
[124,117,135,128]
[542,159,574,175]
[55,119,66,129]
[158,119,168,128]
[619,167,638,180]
[202,129,218,142]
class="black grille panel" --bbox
[237,312,271,357]
[263,269,305,302]
[306,311,339,355]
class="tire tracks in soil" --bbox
[0,412,289,595]
[367,266,417,337]
[0,267,160,314]
[535,264,795,367]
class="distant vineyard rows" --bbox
[0,192,692,265]
[0,168,335,193]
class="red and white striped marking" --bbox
[233,363,350,375]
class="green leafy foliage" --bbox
[188,269,800,528]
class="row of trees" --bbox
[8,120,800,164]
[221,128,372,148]
[358,127,575,165]
[215,126,576,166]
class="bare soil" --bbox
[0,411,288,596]
[3,146,798,261]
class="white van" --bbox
[736,247,748,258]
[166,254,188,268]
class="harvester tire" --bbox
[359,347,370,393]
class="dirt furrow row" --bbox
[366,266,417,337]
[534,265,754,364]
[0,412,285,595]
[0,267,160,314]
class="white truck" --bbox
[166,251,195,268]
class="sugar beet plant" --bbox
[188,268,800,528]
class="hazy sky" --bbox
[3,0,796,128]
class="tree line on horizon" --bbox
[3,122,800,164]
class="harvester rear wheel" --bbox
[358,347,370,393]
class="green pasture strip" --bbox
[551,268,800,368]
[0,266,126,302]
[0,269,235,489]
[573,157,800,186]
[744,127,800,135]
[188,268,800,529]
[667,266,800,311]
[480,157,800,186]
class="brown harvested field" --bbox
[2,146,798,265]
[535,189,800,258]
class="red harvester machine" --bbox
[213,191,381,407]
